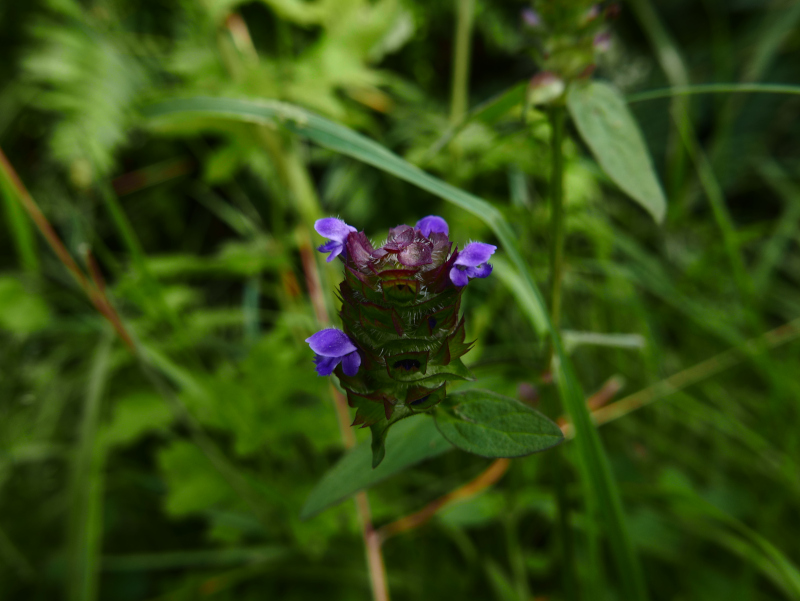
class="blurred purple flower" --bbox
[450,242,497,287]
[594,31,612,52]
[315,217,356,262]
[521,8,541,27]
[306,328,361,376]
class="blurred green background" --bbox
[1,0,800,599]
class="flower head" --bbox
[305,328,361,376]
[315,217,357,262]
[450,242,497,287]
[310,215,498,466]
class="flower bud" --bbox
[527,71,565,106]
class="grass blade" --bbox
[67,331,114,601]
[627,83,800,103]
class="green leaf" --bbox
[434,390,563,458]
[567,80,667,223]
[301,416,452,520]
[0,276,51,334]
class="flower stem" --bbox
[548,106,566,341]
[449,0,475,125]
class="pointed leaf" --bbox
[300,417,453,519]
[434,389,563,458]
[567,80,667,223]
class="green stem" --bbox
[0,172,39,273]
[67,331,114,601]
[449,0,475,125]
[548,106,566,341]
[546,107,584,600]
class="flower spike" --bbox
[310,216,496,466]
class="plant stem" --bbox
[449,0,475,125]
[548,106,566,342]
[0,147,135,349]
[67,331,113,601]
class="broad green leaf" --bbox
[301,416,452,520]
[99,392,173,450]
[472,82,527,125]
[0,276,51,334]
[568,81,667,223]
[434,390,563,458]
[144,96,648,598]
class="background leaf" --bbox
[434,389,563,458]
[567,80,667,223]
[301,416,452,520]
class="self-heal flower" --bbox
[311,214,497,466]
[315,217,356,262]
[305,329,361,376]
[450,242,497,287]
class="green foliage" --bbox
[22,0,146,182]
[2,0,800,600]
[0,276,50,334]
[433,389,563,458]
[301,416,452,519]
[568,80,667,222]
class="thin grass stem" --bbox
[449,0,475,125]
[627,83,800,103]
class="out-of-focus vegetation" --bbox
[1,0,800,599]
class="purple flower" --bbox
[315,218,356,262]
[383,225,433,267]
[521,8,541,28]
[305,328,361,376]
[415,215,449,238]
[450,242,497,287]
[593,31,612,52]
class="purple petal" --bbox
[397,241,433,266]
[454,242,497,268]
[313,354,341,376]
[384,225,416,251]
[314,218,356,243]
[305,328,357,357]
[449,266,470,287]
[346,232,375,267]
[415,215,449,238]
[318,240,344,262]
[466,263,493,279]
[341,351,361,376]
